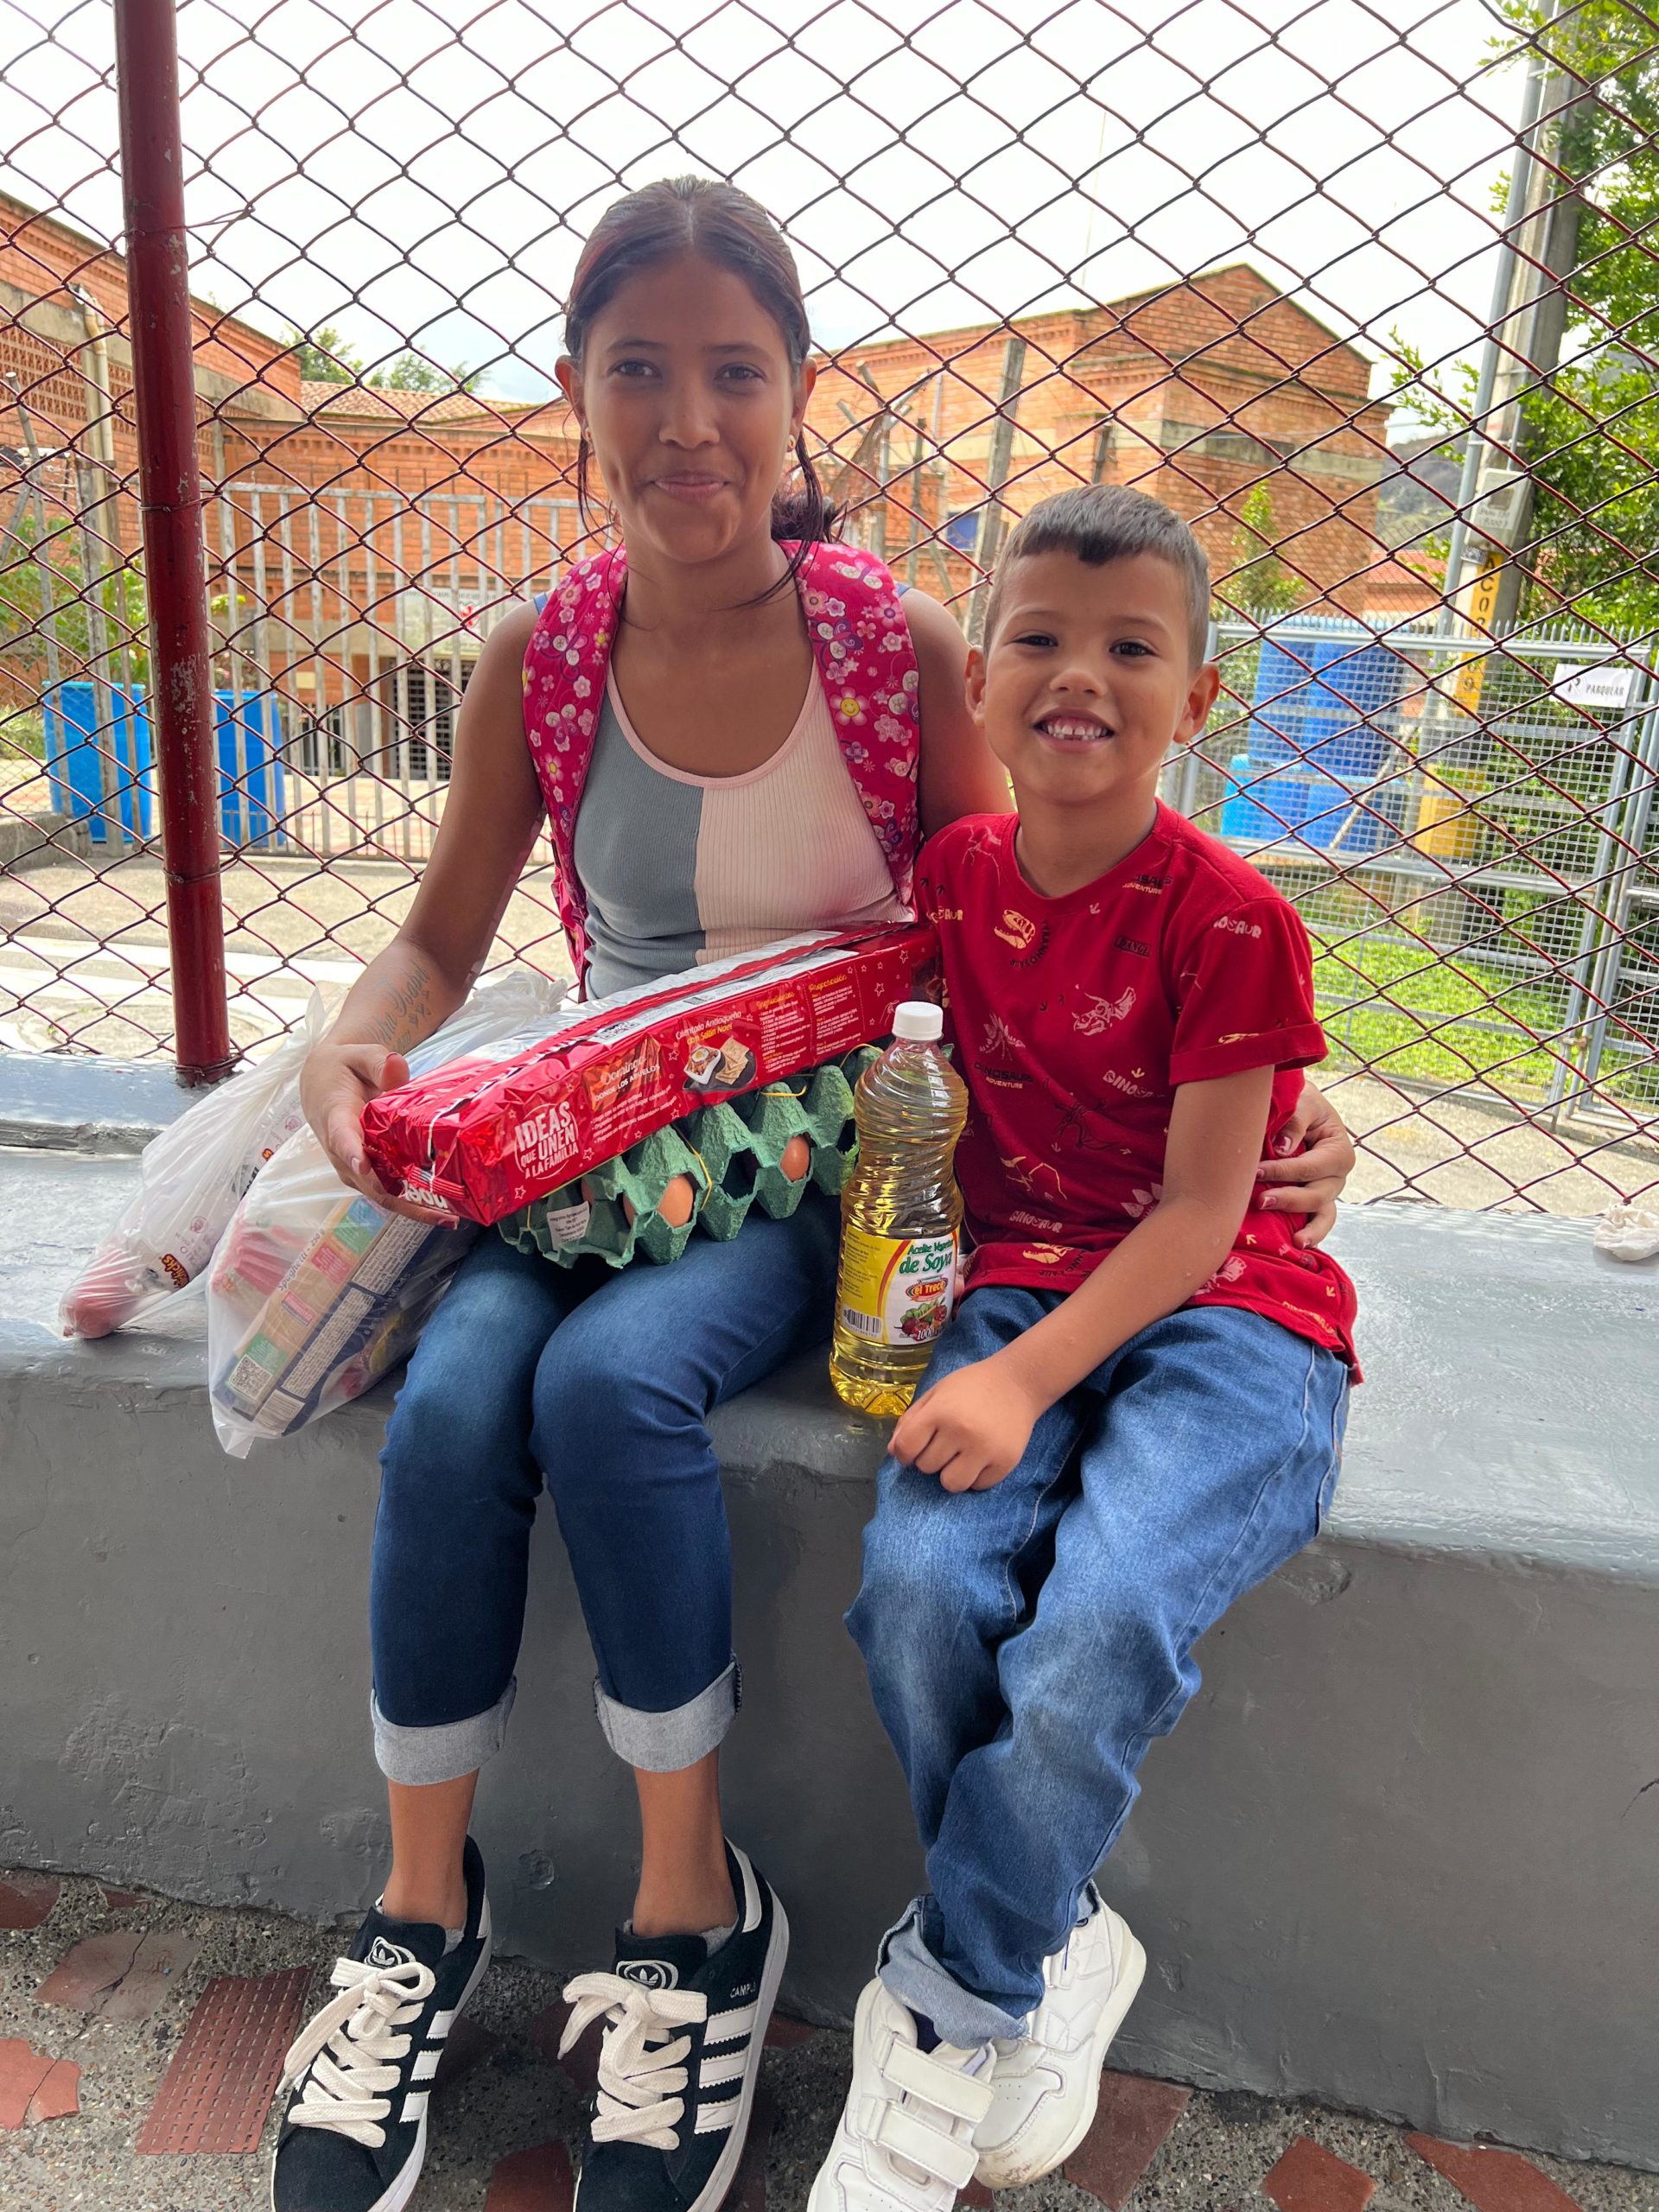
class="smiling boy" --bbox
[809,486,1360,2212]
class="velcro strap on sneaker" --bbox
[882,2041,995,2126]
[873,2103,982,2190]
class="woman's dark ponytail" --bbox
[770,430,837,547]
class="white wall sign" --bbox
[1555,662,1640,709]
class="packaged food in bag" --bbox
[208,1137,462,1454]
[205,966,571,1456]
[60,996,325,1338]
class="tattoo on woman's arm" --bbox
[365,961,435,1049]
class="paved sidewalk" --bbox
[3,1874,1654,2212]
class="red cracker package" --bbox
[362,926,940,1226]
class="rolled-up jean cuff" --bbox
[372,1678,517,1784]
[878,1897,1029,2047]
[593,1658,740,1773]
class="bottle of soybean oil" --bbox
[830,1001,969,1416]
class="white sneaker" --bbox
[972,1891,1146,2190]
[807,1979,995,2212]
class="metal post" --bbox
[9,391,66,717]
[69,289,130,843]
[966,335,1027,645]
[1572,671,1659,1104]
[115,0,234,1084]
[901,397,928,588]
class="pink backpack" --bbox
[520,540,921,990]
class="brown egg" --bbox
[779,1134,811,1183]
[581,1174,602,1205]
[657,1173,696,1228]
[620,1173,697,1229]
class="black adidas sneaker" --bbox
[270,1836,492,2212]
[560,1840,788,2212]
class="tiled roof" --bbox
[296,379,564,430]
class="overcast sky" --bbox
[3,0,1529,426]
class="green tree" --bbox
[284,324,365,383]
[1217,483,1302,620]
[1396,0,1659,632]
[0,507,149,693]
[1507,0,1659,630]
[368,351,482,393]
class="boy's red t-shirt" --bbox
[916,805,1358,1369]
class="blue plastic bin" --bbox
[1298,779,1408,856]
[41,683,155,842]
[1222,753,1405,858]
[1297,782,1383,854]
[1249,628,1407,780]
[213,692,285,846]
[41,685,285,847]
[1219,754,1313,848]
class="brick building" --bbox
[807,264,1403,616]
[7,191,1414,784]
[2,189,581,773]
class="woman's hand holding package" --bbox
[300,1039,423,1215]
[1255,1077,1357,1247]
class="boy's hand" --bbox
[890,1357,1046,1492]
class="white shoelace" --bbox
[279,1953,437,2148]
[559,1970,709,2151]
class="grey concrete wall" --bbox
[3,1151,1656,2171]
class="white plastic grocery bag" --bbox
[60,995,326,1338]
[205,966,570,1456]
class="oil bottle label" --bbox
[838,1228,958,1348]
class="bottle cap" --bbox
[893,1001,944,1042]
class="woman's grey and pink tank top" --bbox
[572,667,911,999]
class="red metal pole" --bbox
[115,0,235,1085]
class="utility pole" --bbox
[1444,0,1585,653]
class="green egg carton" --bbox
[505,1124,709,1272]
[499,1046,878,1270]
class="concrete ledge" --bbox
[0,1048,189,1154]
[0,810,85,869]
[2,1161,1656,2170]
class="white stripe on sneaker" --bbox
[428,2009,456,2040]
[695,2094,741,2134]
[411,2049,442,2082]
[704,2002,756,2045]
[700,2050,747,2088]
[400,2088,429,2126]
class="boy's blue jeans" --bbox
[848,1286,1350,2049]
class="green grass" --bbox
[1309,928,1572,1095]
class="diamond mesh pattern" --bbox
[2,0,1655,1209]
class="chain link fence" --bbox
[1,0,1655,1211]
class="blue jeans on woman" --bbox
[370,1196,840,1783]
[848,1287,1351,2049]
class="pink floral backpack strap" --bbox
[793,541,922,904]
[520,546,629,990]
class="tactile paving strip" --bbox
[136,1967,313,2156]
